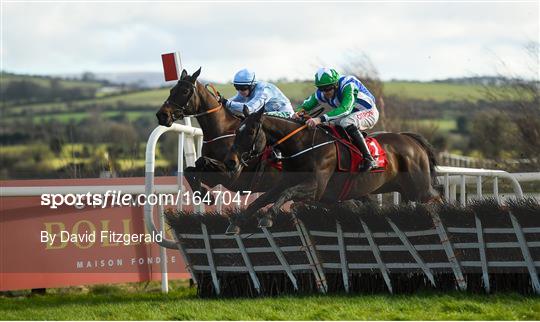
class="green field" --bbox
[383,81,487,102]
[0,73,103,90]
[1,281,538,320]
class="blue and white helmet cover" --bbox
[233,68,257,85]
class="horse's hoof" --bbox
[258,216,273,228]
[225,224,240,235]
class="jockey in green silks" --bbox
[292,67,380,172]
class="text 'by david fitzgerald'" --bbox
[40,230,163,246]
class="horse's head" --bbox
[225,105,266,174]
[156,67,202,127]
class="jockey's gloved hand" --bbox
[220,97,228,107]
[216,91,223,101]
[292,111,304,120]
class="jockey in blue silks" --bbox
[221,68,294,116]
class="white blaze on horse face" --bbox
[238,124,246,133]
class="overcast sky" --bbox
[2,1,539,82]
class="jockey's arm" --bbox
[225,93,245,113]
[320,84,355,122]
[295,94,319,112]
[227,86,269,113]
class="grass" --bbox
[30,110,156,123]
[413,118,457,133]
[383,81,488,102]
[1,280,538,320]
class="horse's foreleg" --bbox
[258,179,319,228]
[225,178,290,235]
[184,158,229,205]
[184,166,203,193]
[243,178,291,216]
[187,156,231,188]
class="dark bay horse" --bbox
[156,68,281,195]
[225,106,441,232]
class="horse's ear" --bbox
[190,67,202,83]
[255,105,265,119]
[242,105,250,117]
[180,69,188,80]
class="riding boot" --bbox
[345,125,378,172]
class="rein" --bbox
[203,132,236,144]
[271,123,336,160]
[271,124,308,148]
[190,104,222,117]
[278,140,335,160]
[240,122,315,165]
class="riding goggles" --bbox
[317,85,336,92]
[234,84,252,91]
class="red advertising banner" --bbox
[0,177,189,291]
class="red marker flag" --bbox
[161,52,182,81]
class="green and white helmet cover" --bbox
[314,67,340,87]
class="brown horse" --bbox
[156,68,281,195]
[224,106,441,232]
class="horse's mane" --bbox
[264,114,305,126]
[198,80,244,121]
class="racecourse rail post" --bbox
[158,203,168,293]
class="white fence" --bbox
[379,168,537,207]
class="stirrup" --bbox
[359,158,378,172]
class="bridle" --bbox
[164,80,222,122]
[237,122,264,167]
[164,80,196,122]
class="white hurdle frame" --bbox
[144,120,203,293]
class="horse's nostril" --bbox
[156,113,166,125]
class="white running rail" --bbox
[435,166,529,206]
[376,167,536,207]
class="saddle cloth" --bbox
[323,125,387,173]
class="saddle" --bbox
[321,125,387,173]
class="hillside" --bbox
[1,78,493,124]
